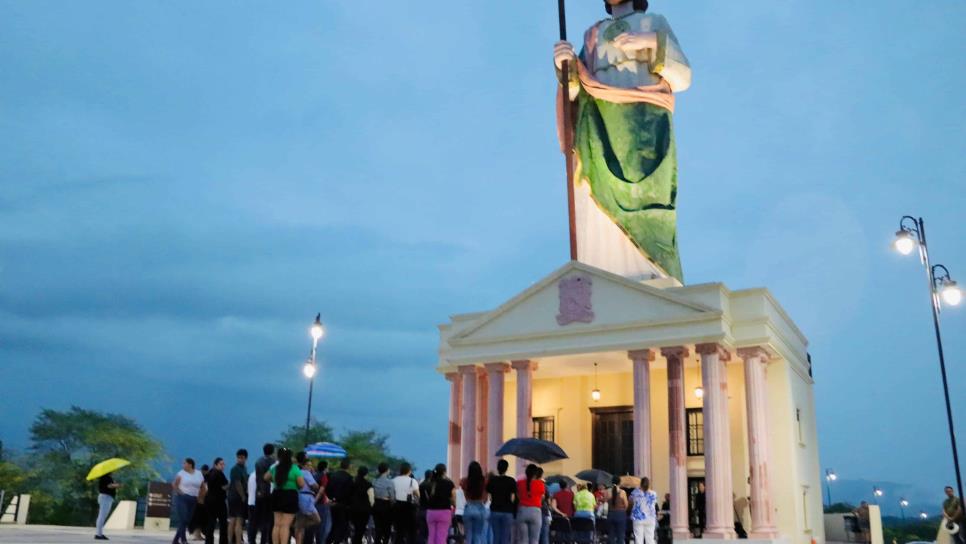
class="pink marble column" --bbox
[459,365,478,477]
[476,367,489,471]
[511,359,537,476]
[738,347,778,539]
[486,363,510,470]
[629,349,655,478]
[697,343,736,540]
[445,372,463,481]
[661,346,690,541]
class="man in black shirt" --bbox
[253,443,276,544]
[95,473,120,540]
[204,457,229,544]
[486,459,517,544]
[326,459,354,544]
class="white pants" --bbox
[633,520,656,544]
[96,493,114,536]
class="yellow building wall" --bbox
[501,358,820,544]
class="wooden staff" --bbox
[557,0,578,261]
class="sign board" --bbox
[146,481,171,518]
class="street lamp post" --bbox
[303,313,325,447]
[899,498,909,520]
[893,216,964,509]
[873,486,883,505]
[825,469,838,508]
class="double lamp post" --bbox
[893,216,963,508]
[303,313,325,447]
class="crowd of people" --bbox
[157,444,666,544]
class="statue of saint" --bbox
[555,0,691,282]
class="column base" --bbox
[702,528,737,540]
[749,529,780,540]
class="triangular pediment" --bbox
[450,261,715,346]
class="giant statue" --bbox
[554,0,691,282]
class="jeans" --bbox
[314,503,333,544]
[464,503,488,544]
[173,494,198,544]
[96,493,114,536]
[330,503,349,544]
[608,511,627,544]
[489,511,513,544]
[516,507,542,544]
[426,509,452,544]
[373,499,393,544]
[351,510,372,544]
[632,520,655,544]
[248,505,258,544]
[254,495,273,544]
[392,502,417,544]
[540,514,550,544]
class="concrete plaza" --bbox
[0,524,174,543]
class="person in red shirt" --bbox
[553,482,575,518]
[516,465,546,544]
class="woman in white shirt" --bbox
[171,458,204,544]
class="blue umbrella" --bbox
[305,442,347,458]
[495,438,568,464]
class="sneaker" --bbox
[94,536,109,540]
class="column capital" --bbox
[737,346,771,363]
[484,362,510,373]
[445,371,460,382]
[660,346,690,361]
[695,342,732,362]
[628,349,656,362]
[511,359,538,371]
[459,364,479,376]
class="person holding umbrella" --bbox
[87,458,129,541]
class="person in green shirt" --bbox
[574,483,597,519]
[943,486,966,544]
[264,448,305,544]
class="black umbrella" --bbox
[575,469,613,487]
[545,474,577,488]
[495,438,568,464]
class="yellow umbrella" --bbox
[86,458,131,481]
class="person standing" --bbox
[574,484,597,520]
[94,473,120,540]
[853,501,870,543]
[349,466,374,544]
[191,464,211,541]
[227,449,248,544]
[296,452,322,544]
[254,444,277,544]
[606,477,629,544]
[371,463,395,544]
[327,459,354,544]
[944,487,966,544]
[418,469,434,544]
[629,478,658,544]
[204,458,230,544]
[391,462,421,544]
[425,463,455,544]
[516,464,545,544]
[266,448,305,544]
[553,482,575,519]
[313,461,332,544]
[172,458,204,544]
[460,462,488,544]
[486,460,516,544]
[247,470,259,544]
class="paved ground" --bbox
[0,525,176,543]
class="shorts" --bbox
[228,496,247,518]
[272,489,299,514]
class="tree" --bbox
[25,406,164,526]
[338,429,410,473]
[277,419,335,452]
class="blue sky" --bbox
[1,0,964,514]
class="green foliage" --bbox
[276,422,411,474]
[882,518,940,544]
[24,406,164,526]
[277,419,336,452]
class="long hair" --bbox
[430,463,446,495]
[466,461,485,498]
[611,476,621,507]
[524,464,538,494]
[275,448,293,487]
[296,451,308,466]
[355,466,369,484]
[641,476,650,492]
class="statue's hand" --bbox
[553,40,577,70]
[612,31,658,53]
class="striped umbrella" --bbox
[305,442,347,458]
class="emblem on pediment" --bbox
[556,274,594,325]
